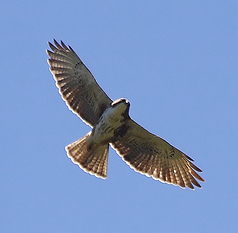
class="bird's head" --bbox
[111,98,130,118]
[111,98,130,107]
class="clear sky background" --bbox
[1,1,238,232]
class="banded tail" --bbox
[66,133,109,178]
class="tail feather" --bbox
[65,133,109,178]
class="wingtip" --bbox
[60,40,69,50]
[48,40,57,51]
[68,45,75,53]
[54,39,63,49]
[47,39,76,55]
[53,38,58,45]
[48,39,72,52]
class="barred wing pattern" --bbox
[111,120,204,189]
[47,40,112,127]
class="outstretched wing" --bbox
[111,119,204,189]
[47,39,112,127]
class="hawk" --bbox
[47,40,204,189]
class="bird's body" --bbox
[47,40,205,189]
[87,98,130,150]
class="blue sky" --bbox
[1,1,238,232]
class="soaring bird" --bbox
[47,40,204,189]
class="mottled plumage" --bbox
[47,39,204,189]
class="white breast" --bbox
[91,102,128,145]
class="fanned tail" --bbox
[66,133,109,178]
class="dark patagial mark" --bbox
[114,124,129,138]
[98,102,111,119]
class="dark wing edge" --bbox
[111,119,205,190]
[46,39,112,127]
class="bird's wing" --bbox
[47,40,112,127]
[111,119,204,189]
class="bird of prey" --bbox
[47,39,204,189]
